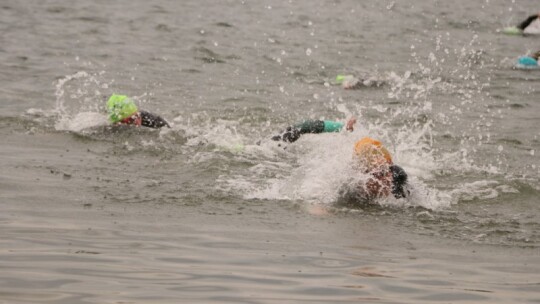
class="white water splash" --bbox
[53,70,112,132]
[54,112,109,132]
[237,119,453,210]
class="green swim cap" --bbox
[336,75,345,84]
[107,94,138,123]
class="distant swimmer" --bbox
[517,50,540,68]
[107,94,170,129]
[503,12,540,35]
[272,118,408,200]
[271,117,357,142]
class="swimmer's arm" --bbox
[272,117,355,142]
[299,117,356,133]
[271,119,331,142]
[517,14,539,30]
[294,119,326,134]
[321,120,344,133]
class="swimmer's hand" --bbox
[346,117,357,131]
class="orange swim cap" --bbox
[353,137,393,171]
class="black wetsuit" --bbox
[271,120,328,143]
[390,165,408,198]
[140,110,170,129]
[340,165,409,204]
[518,14,539,31]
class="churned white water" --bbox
[1,1,539,303]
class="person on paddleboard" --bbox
[107,94,170,129]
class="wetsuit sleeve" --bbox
[294,120,326,134]
[139,110,170,129]
[517,15,539,30]
[271,126,301,142]
[272,120,324,143]
[272,120,344,143]
[323,121,344,132]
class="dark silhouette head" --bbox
[390,165,408,198]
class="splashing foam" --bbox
[56,112,109,132]
[52,71,111,132]
[242,120,454,210]
[233,37,504,210]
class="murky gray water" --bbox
[1,0,539,303]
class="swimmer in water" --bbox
[504,12,540,35]
[517,50,540,67]
[272,118,408,200]
[107,94,170,129]
[350,137,409,201]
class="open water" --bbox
[1,0,539,303]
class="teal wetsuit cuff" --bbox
[323,120,344,132]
